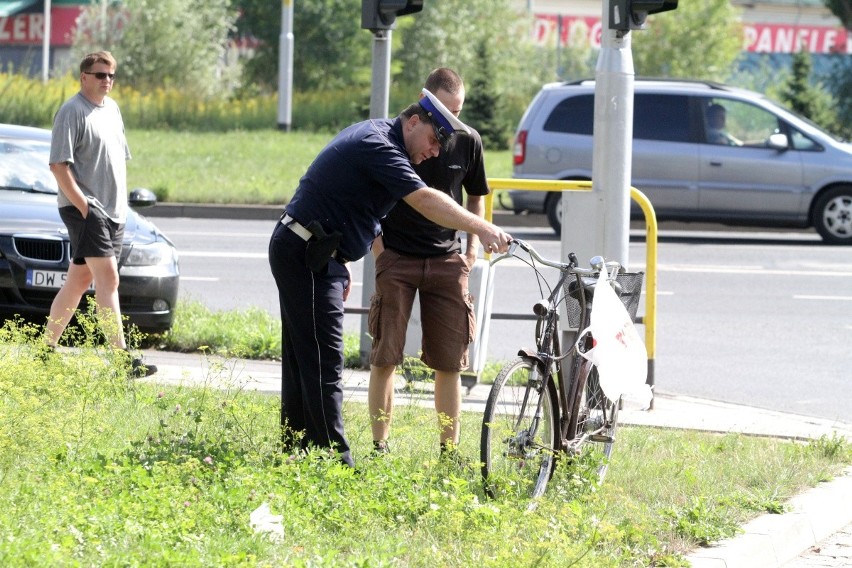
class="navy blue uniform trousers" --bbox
[268,222,354,467]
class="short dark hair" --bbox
[424,68,463,95]
[400,102,431,123]
[80,51,116,74]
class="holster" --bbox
[304,220,342,274]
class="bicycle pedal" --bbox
[589,434,614,443]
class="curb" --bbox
[141,202,549,227]
[685,467,852,567]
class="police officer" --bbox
[268,93,511,467]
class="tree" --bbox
[464,43,509,149]
[780,51,841,136]
[823,0,852,138]
[394,0,546,147]
[824,0,852,29]
[631,0,741,80]
[71,0,239,98]
[233,0,371,92]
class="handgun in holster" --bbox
[304,220,342,274]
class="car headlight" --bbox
[124,241,177,266]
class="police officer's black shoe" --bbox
[130,357,157,378]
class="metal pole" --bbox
[359,28,393,367]
[277,0,294,130]
[593,3,634,267]
[368,30,392,119]
[41,0,51,83]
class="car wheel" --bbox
[545,193,562,236]
[813,185,852,245]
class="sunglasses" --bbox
[429,118,450,148]
[83,71,116,80]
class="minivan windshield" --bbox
[759,95,846,143]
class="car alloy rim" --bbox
[823,194,852,238]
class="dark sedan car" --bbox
[0,123,179,333]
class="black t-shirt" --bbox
[380,127,489,256]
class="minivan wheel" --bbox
[813,185,852,245]
[546,193,562,236]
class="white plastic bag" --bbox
[249,502,284,540]
[575,271,652,408]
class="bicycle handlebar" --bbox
[491,238,620,277]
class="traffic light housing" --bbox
[609,0,678,32]
[362,0,424,32]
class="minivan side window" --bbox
[543,94,594,135]
[633,94,691,142]
[701,98,781,148]
[544,93,693,142]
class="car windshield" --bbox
[0,138,58,194]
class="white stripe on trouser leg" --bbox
[309,271,333,446]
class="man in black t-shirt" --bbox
[368,68,490,456]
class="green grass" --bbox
[2,319,850,567]
[126,129,514,205]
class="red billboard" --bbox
[532,14,851,55]
[0,6,83,47]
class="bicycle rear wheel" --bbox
[570,366,620,483]
[480,356,559,499]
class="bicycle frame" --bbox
[482,239,637,496]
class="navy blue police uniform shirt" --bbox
[285,118,426,262]
[379,127,489,257]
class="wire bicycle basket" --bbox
[564,272,644,329]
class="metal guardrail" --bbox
[484,179,658,401]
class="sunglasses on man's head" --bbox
[83,71,116,80]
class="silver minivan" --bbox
[509,79,852,244]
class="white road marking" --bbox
[793,295,852,301]
[658,265,851,277]
[179,251,268,259]
[165,231,269,238]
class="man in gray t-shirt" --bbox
[44,50,155,378]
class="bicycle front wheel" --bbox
[480,356,559,499]
[571,366,620,483]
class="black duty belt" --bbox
[281,214,350,264]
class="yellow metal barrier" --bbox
[484,178,658,403]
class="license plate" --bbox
[26,269,70,289]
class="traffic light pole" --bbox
[368,30,392,119]
[359,28,393,366]
[594,8,634,268]
[560,1,634,268]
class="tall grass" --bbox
[0,72,365,132]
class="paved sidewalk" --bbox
[137,349,852,567]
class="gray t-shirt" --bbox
[50,92,131,223]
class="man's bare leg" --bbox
[434,370,461,446]
[45,262,93,347]
[369,364,397,443]
[86,256,126,349]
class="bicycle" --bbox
[480,239,644,499]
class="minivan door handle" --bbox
[708,160,723,167]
